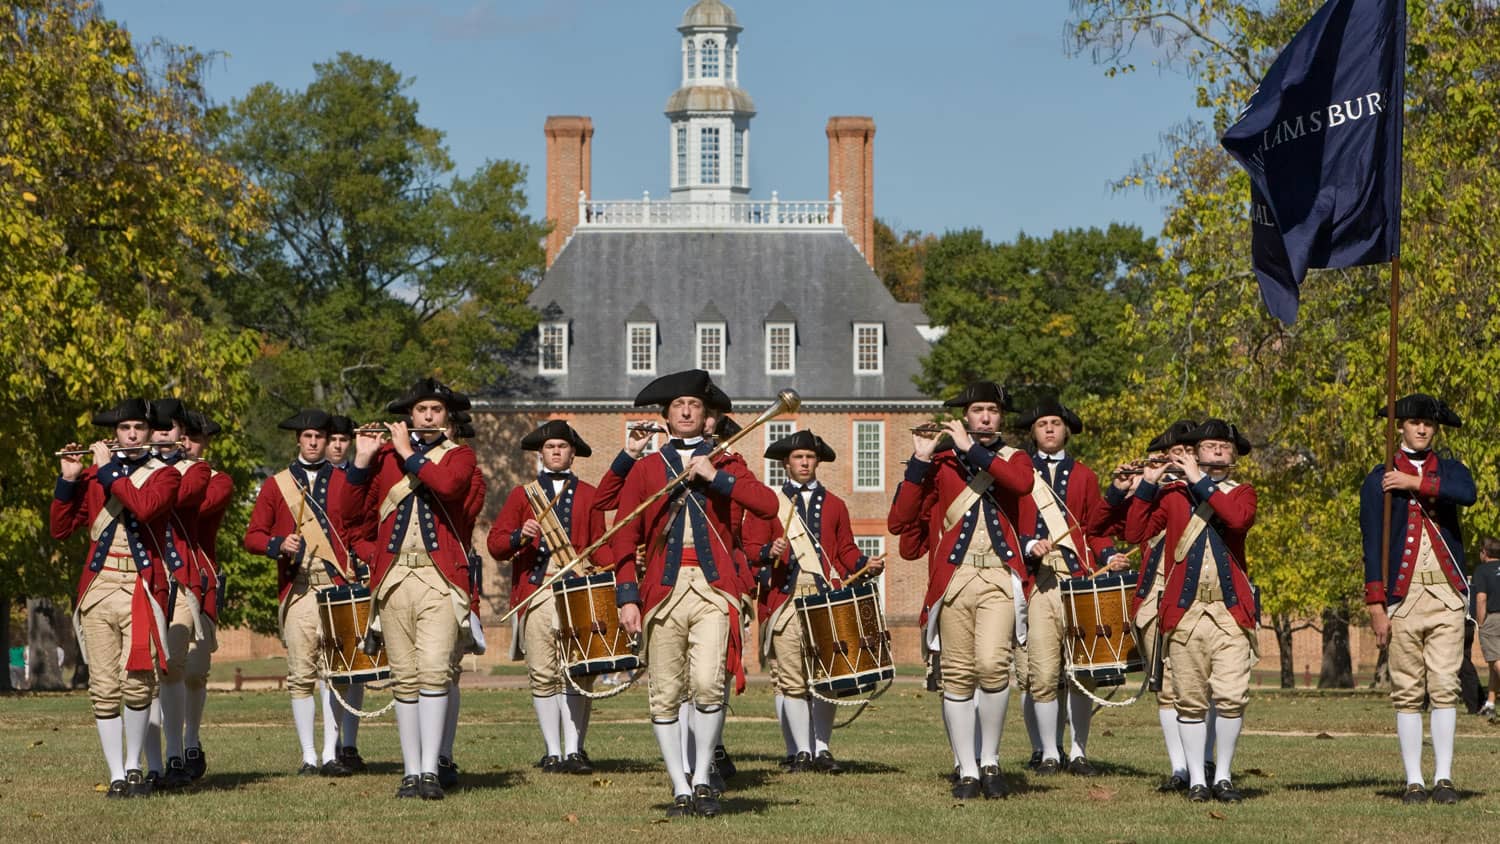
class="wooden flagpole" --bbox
[1379,256,1400,592]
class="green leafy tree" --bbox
[0,0,268,673]
[1067,0,1500,685]
[213,53,549,460]
[872,218,930,304]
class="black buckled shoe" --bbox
[162,757,192,790]
[1187,784,1211,803]
[713,745,737,780]
[707,763,726,794]
[321,758,353,778]
[780,754,796,771]
[1026,750,1043,771]
[125,769,152,798]
[106,778,129,799]
[296,762,319,776]
[814,751,844,775]
[1035,757,1062,776]
[692,783,720,817]
[143,771,162,796]
[1212,780,1243,803]
[949,765,961,785]
[979,764,1009,799]
[667,793,694,818]
[1157,774,1189,793]
[184,746,206,780]
[337,746,367,773]
[396,775,420,799]
[418,772,445,800]
[1400,783,1428,804]
[1431,779,1459,805]
[789,751,813,773]
[1067,756,1099,777]
[539,754,563,773]
[437,756,460,789]
[561,752,592,775]
[951,775,981,800]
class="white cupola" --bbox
[666,0,755,201]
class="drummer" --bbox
[608,370,778,818]
[487,420,611,776]
[1126,419,1258,804]
[437,410,488,789]
[244,409,359,777]
[1016,399,1126,778]
[887,381,1034,801]
[744,429,885,774]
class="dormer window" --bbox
[701,38,719,78]
[854,322,884,374]
[539,321,568,374]
[627,321,657,375]
[765,322,795,375]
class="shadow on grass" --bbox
[451,769,525,792]
[1284,777,1392,794]
[591,756,671,775]
[188,772,275,792]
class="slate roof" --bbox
[516,229,933,406]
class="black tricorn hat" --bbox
[1181,418,1252,455]
[278,408,333,433]
[92,398,173,430]
[713,414,742,440]
[1016,398,1083,434]
[943,381,1014,411]
[385,376,471,415]
[450,410,475,439]
[521,419,591,458]
[183,410,223,437]
[764,429,836,463]
[634,369,732,413]
[1147,419,1198,453]
[328,415,356,437]
[1376,393,1462,428]
[148,398,190,431]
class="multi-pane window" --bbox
[854,322,884,374]
[539,322,568,374]
[854,536,887,610]
[854,420,884,491]
[764,421,794,487]
[697,322,725,374]
[701,38,719,78]
[725,44,734,81]
[765,322,795,374]
[733,129,745,186]
[627,322,656,375]
[686,41,696,80]
[700,127,720,184]
[676,125,687,186]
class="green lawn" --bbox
[1,684,1497,842]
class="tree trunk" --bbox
[26,597,67,691]
[1370,645,1391,689]
[0,592,12,692]
[1318,607,1354,688]
[1273,613,1296,689]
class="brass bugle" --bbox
[55,440,184,458]
[627,422,669,435]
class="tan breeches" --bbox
[282,586,324,698]
[79,570,157,718]
[1168,605,1254,720]
[645,569,729,720]
[938,566,1015,698]
[1026,570,1095,701]
[380,566,462,699]
[1388,589,1465,712]
[162,587,213,684]
[523,595,594,696]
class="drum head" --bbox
[553,570,616,593]
[316,582,370,604]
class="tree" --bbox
[0,0,265,660]
[1067,0,1500,685]
[213,53,549,461]
[872,218,929,304]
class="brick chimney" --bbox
[826,116,875,266]
[544,115,594,267]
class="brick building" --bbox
[470,0,942,667]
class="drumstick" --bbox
[1088,544,1140,579]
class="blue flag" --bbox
[1221,0,1405,324]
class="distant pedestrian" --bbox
[1471,538,1500,718]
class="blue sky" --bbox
[103,0,1206,242]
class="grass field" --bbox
[1,683,1497,842]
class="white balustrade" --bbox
[576,190,844,230]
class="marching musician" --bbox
[743,429,885,774]
[142,399,213,790]
[887,381,1034,800]
[180,409,233,782]
[487,419,608,777]
[437,409,488,789]
[51,399,181,798]
[1359,394,1474,805]
[608,370,778,818]
[1097,419,1197,792]
[325,413,370,773]
[1017,399,1123,778]
[244,409,358,777]
[1126,418,1257,804]
[344,378,478,800]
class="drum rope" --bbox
[1060,581,1146,709]
[315,649,399,718]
